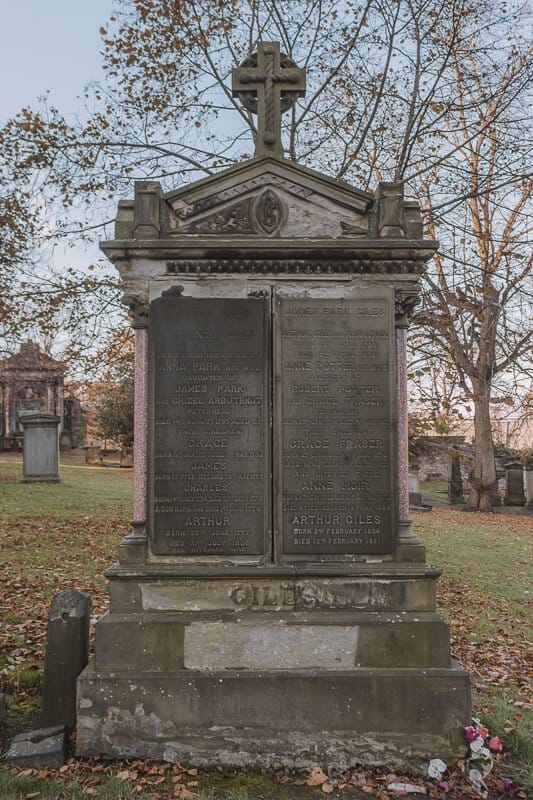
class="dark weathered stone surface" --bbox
[504,462,525,506]
[448,450,464,505]
[77,663,470,771]
[275,290,395,557]
[6,725,67,768]
[41,589,91,730]
[149,295,270,557]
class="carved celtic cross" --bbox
[232,42,306,158]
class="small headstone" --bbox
[120,446,133,467]
[448,450,464,505]
[41,589,91,730]
[19,412,60,483]
[59,430,73,451]
[6,725,67,768]
[504,462,525,506]
[491,478,502,507]
[0,691,6,724]
[409,468,432,512]
[525,466,533,512]
[84,445,102,465]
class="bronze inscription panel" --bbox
[150,296,269,556]
[277,292,395,555]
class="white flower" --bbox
[470,738,485,753]
[468,768,488,797]
[427,758,447,778]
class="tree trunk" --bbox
[465,385,496,512]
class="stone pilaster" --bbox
[394,292,425,562]
[120,303,149,564]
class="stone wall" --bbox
[413,435,516,481]
[414,436,472,480]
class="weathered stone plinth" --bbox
[77,663,469,771]
[77,565,470,770]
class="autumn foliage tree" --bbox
[91,328,135,447]
[412,44,532,510]
[0,0,531,506]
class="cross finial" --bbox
[232,42,306,158]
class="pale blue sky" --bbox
[1,0,114,123]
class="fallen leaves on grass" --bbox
[306,766,328,786]
[0,514,126,699]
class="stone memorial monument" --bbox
[77,42,470,770]
[19,412,60,483]
[0,342,65,449]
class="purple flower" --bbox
[503,778,519,797]
[465,725,480,741]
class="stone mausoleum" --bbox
[77,43,470,770]
[0,341,86,450]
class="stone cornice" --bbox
[101,237,438,266]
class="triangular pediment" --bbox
[164,156,374,239]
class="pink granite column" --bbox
[394,304,425,561]
[133,326,148,522]
[119,303,149,562]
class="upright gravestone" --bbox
[524,464,533,512]
[41,589,91,730]
[504,461,525,506]
[77,42,470,770]
[409,461,431,511]
[448,449,464,505]
[19,412,60,483]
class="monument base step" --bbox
[76,661,470,772]
[94,610,452,671]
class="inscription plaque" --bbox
[275,290,395,556]
[150,296,270,556]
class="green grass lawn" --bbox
[419,479,450,503]
[0,461,531,799]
